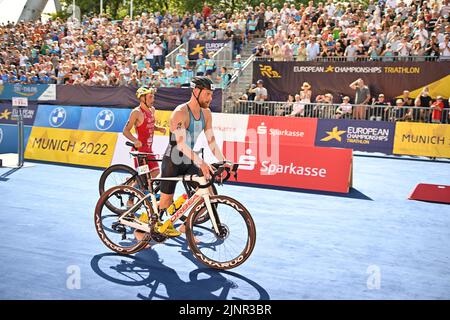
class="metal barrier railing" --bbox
[211,41,233,69]
[222,54,256,108]
[254,56,442,62]
[224,101,450,123]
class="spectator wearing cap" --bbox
[162,61,174,78]
[195,52,206,76]
[175,48,188,68]
[180,64,194,87]
[415,86,433,122]
[335,96,353,119]
[411,39,425,60]
[430,96,445,123]
[426,33,441,60]
[396,36,412,60]
[204,51,216,76]
[232,23,244,55]
[370,93,390,121]
[344,39,358,61]
[251,79,268,103]
[216,66,231,89]
[272,43,284,61]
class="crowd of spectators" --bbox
[0,6,248,87]
[236,78,449,123]
[252,0,450,61]
[1,1,449,89]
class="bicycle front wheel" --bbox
[185,195,256,270]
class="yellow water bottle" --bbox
[138,212,149,223]
[167,194,188,215]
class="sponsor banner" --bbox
[188,40,230,60]
[0,103,38,126]
[0,84,56,101]
[78,107,131,132]
[111,110,172,167]
[111,133,168,167]
[248,115,317,147]
[55,86,223,112]
[393,122,450,158]
[25,127,118,167]
[254,61,450,102]
[223,141,353,193]
[315,119,395,154]
[34,105,82,129]
[0,124,32,154]
[154,110,171,136]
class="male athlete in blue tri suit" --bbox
[158,76,232,236]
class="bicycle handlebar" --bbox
[197,162,240,189]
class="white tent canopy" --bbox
[0,0,57,25]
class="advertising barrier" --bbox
[393,122,450,158]
[0,84,56,101]
[25,127,117,167]
[0,124,32,154]
[33,105,82,129]
[254,61,450,102]
[223,140,353,193]
[188,40,230,60]
[248,116,317,147]
[78,107,131,132]
[0,103,38,126]
[315,119,395,154]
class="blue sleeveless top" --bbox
[186,105,206,149]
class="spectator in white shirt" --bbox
[439,34,450,60]
[306,36,320,61]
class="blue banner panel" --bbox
[0,103,38,126]
[0,124,32,153]
[0,84,56,101]
[78,107,131,132]
[34,105,82,129]
[188,40,230,60]
[315,119,396,154]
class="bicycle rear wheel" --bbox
[185,195,256,270]
[99,164,146,214]
[94,185,152,254]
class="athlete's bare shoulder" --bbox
[171,103,188,119]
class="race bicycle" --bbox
[94,162,256,270]
[99,141,217,217]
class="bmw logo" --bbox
[96,109,114,131]
[49,107,66,127]
[0,128,3,144]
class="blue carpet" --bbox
[0,155,449,300]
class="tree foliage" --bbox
[58,0,319,20]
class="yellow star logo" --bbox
[0,109,12,120]
[189,44,205,56]
[325,65,334,73]
[321,126,346,142]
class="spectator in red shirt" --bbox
[431,96,444,124]
[202,3,212,20]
